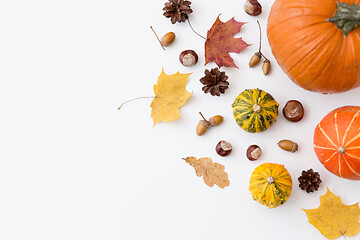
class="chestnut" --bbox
[244,0,262,16]
[283,100,304,122]
[247,145,262,161]
[216,140,232,157]
[179,50,198,67]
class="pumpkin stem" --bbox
[329,2,360,36]
[267,176,275,184]
[338,146,346,154]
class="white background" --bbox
[0,0,360,239]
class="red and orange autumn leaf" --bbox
[205,16,250,68]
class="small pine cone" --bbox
[163,0,193,24]
[200,68,229,96]
[298,169,322,193]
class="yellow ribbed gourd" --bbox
[232,89,279,133]
[249,163,292,209]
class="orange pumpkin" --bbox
[314,106,360,180]
[268,0,360,94]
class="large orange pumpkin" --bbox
[314,106,360,180]
[268,0,360,94]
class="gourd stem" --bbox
[329,2,360,36]
[118,96,156,110]
[253,104,261,113]
[338,146,346,154]
[267,176,275,184]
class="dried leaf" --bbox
[303,188,360,239]
[205,15,250,68]
[150,68,192,126]
[184,156,230,188]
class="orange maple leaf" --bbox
[205,16,249,68]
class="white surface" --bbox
[0,0,360,239]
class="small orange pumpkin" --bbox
[268,0,360,94]
[314,106,360,180]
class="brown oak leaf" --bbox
[205,15,249,68]
[184,156,230,188]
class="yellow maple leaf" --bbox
[303,188,360,240]
[184,156,230,188]
[150,69,192,126]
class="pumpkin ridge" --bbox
[319,123,338,148]
[338,154,343,178]
[285,25,338,78]
[343,155,360,177]
[335,111,341,145]
[323,151,338,164]
[348,36,358,91]
[314,145,337,150]
[346,146,360,150]
[342,110,360,145]
[346,152,360,160]
[345,131,360,147]
[295,30,342,89]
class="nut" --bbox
[209,115,223,126]
[278,140,298,153]
[244,0,262,16]
[160,32,176,47]
[216,140,232,157]
[196,120,210,136]
[247,145,262,161]
[249,52,261,67]
[283,100,304,122]
[262,60,270,75]
[179,50,198,67]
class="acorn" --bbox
[150,26,175,50]
[196,112,223,136]
[262,60,271,75]
[160,32,176,47]
[249,52,261,67]
[278,140,298,153]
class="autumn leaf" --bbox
[205,15,250,68]
[184,156,230,188]
[150,68,192,126]
[303,188,360,239]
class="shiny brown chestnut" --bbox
[247,145,262,161]
[283,100,304,122]
[179,50,198,67]
[216,140,232,157]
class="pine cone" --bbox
[298,169,322,193]
[163,0,193,24]
[200,68,229,96]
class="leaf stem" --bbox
[150,26,165,50]
[256,20,269,62]
[187,18,207,40]
[118,96,155,110]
